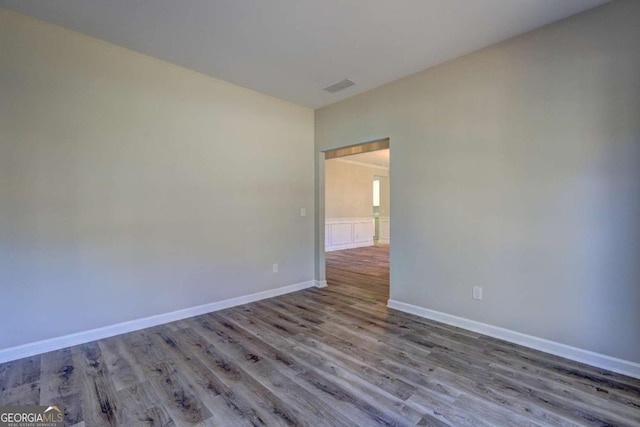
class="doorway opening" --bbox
[323,139,390,300]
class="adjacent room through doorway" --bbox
[324,141,390,300]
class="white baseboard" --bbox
[0,280,316,364]
[387,299,640,380]
[377,237,390,244]
[315,280,328,288]
[325,240,374,252]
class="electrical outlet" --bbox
[472,286,483,300]
[272,263,278,273]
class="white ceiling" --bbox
[1,0,609,109]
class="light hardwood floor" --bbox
[1,245,639,426]
[325,244,390,299]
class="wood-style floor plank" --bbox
[325,244,390,299]
[1,244,639,425]
[39,347,77,403]
[120,331,212,425]
[115,381,175,427]
[72,342,121,426]
[98,336,145,392]
[0,355,40,392]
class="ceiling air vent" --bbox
[323,79,355,93]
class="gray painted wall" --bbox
[0,10,315,350]
[315,1,640,362]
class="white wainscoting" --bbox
[325,217,374,251]
[379,216,390,244]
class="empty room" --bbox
[1,1,639,426]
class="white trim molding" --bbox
[378,216,390,244]
[387,299,640,380]
[315,280,328,288]
[325,217,374,252]
[0,280,316,364]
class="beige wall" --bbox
[315,1,640,363]
[325,159,388,218]
[0,9,314,351]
